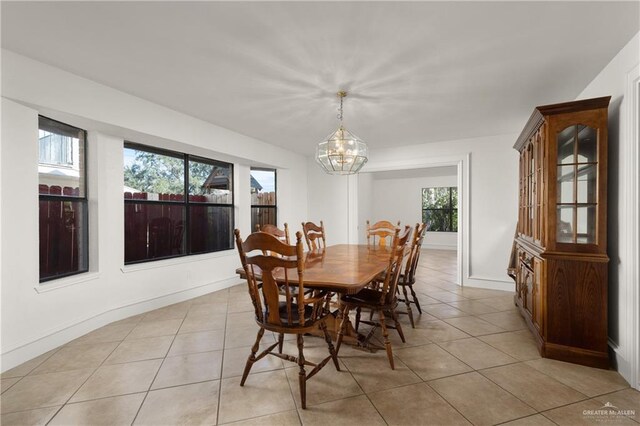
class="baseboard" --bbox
[422,244,457,251]
[463,276,515,292]
[608,339,635,388]
[0,276,242,373]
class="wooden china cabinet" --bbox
[508,96,610,369]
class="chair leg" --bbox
[278,333,284,354]
[335,306,351,355]
[410,286,422,314]
[320,320,340,371]
[378,310,395,370]
[391,309,406,343]
[355,307,361,332]
[401,285,415,328]
[240,327,265,386]
[296,334,307,409]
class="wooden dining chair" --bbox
[396,223,428,328]
[302,221,326,251]
[234,229,340,409]
[336,226,412,369]
[256,223,290,244]
[367,220,400,247]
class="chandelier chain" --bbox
[337,94,344,123]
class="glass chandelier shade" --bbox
[315,92,368,175]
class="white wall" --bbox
[576,32,639,388]
[367,168,458,250]
[305,157,351,245]
[0,50,308,371]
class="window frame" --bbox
[38,115,89,283]
[421,186,458,233]
[123,142,235,265]
[250,167,277,232]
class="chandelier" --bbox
[315,91,368,175]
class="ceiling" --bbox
[2,2,638,155]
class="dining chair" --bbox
[336,225,412,369]
[367,220,401,247]
[256,223,290,244]
[396,222,428,328]
[302,221,326,251]
[234,229,340,409]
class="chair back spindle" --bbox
[256,223,290,244]
[367,220,401,247]
[378,226,412,305]
[302,221,326,251]
[403,223,428,284]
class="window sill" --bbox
[121,250,236,273]
[34,272,101,294]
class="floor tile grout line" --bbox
[43,327,131,426]
[214,289,230,426]
[129,309,190,426]
[423,380,477,425]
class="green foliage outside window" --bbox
[422,187,458,232]
[124,149,229,195]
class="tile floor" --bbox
[1,250,638,425]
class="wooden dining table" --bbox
[235,244,391,350]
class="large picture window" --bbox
[123,143,233,264]
[422,187,458,232]
[39,116,88,282]
[250,168,276,231]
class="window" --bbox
[123,143,234,264]
[38,116,88,282]
[422,187,458,232]
[250,168,276,231]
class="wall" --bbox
[0,50,308,371]
[368,168,458,250]
[576,32,639,388]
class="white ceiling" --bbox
[2,2,638,155]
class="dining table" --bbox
[234,243,391,351]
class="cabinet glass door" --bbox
[556,124,598,244]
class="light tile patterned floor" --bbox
[1,250,638,425]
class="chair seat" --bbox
[341,288,395,309]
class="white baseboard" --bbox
[0,276,242,373]
[422,244,457,251]
[608,339,637,389]
[463,276,515,292]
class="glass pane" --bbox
[124,203,185,263]
[557,206,575,243]
[124,147,184,201]
[422,187,450,209]
[576,206,597,244]
[39,199,88,280]
[189,159,233,203]
[557,165,575,203]
[190,205,233,254]
[577,164,597,204]
[423,209,450,232]
[38,116,86,198]
[557,125,576,164]
[250,169,276,206]
[451,187,458,208]
[251,206,277,232]
[577,125,597,163]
